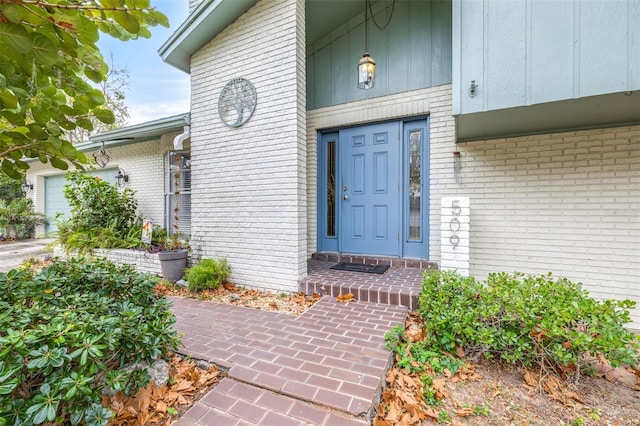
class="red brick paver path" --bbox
[170,296,408,425]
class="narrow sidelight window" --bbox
[326,140,336,237]
[408,130,421,241]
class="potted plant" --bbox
[157,153,189,281]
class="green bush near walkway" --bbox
[0,257,180,425]
[417,270,640,374]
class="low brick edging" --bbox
[93,248,162,275]
[53,245,167,277]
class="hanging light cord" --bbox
[364,0,369,51]
[367,0,397,32]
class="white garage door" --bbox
[44,169,117,234]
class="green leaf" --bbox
[0,87,19,109]
[85,67,104,83]
[113,11,140,34]
[0,23,32,54]
[0,3,22,23]
[93,108,115,124]
[1,160,22,179]
[133,0,151,7]
[50,157,69,170]
[30,32,58,66]
[137,25,151,38]
[76,117,94,132]
[150,10,169,28]
[61,141,78,160]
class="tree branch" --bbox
[0,141,39,159]
[0,0,153,13]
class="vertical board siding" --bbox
[454,0,640,115]
[409,0,431,90]
[632,0,640,88]
[307,0,452,110]
[430,0,452,87]
[485,0,526,110]
[530,1,574,102]
[579,1,629,96]
[388,0,410,94]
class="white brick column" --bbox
[189,0,307,293]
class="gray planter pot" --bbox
[157,249,188,282]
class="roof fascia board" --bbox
[158,0,259,73]
[79,113,190,151]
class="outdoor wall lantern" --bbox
[93,142,111,168]
[21,179,33,195]
[115,168,128,187]
[357,0,376,89]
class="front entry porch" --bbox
[299,254,437,311]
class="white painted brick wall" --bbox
[307,84,640,328]
[189,0,306,293]
[430,109,640,328]
[94,249,162,275]
[26,135,177,236]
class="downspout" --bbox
[173,125,190,150]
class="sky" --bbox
[97,0,190,125]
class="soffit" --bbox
[159,0,363,73]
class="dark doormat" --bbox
[330,262,390,274]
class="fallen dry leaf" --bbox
[107,356,221,425]
[456,407,474,417]
[337,293,354,302]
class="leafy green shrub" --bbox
[418,270,640,375]
[56,171,139,252]
[0,197,44,240]
[0,258,180,425]
[186,258,231,292]
[0,175,44,240]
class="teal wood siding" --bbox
[307,0,452,110]
[453,0,640,116]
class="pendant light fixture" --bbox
[357,0,376,90]
[356,0,397,90]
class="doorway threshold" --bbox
[311,252,437,270]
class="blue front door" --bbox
[339,122,401,256]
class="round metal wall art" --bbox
[218,77,257,128]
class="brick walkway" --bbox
[170,296,408,425]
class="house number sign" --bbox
[218,77,257,128]
[440,196,470,276]
[449,200,461,249]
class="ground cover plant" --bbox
[376,270,640,425]
[184,258,231,292]
[0,257,180,425]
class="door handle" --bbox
[343,194,349,200]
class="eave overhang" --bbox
[158,0,260,74]
[78,113,190,151]
[455,91,640,142]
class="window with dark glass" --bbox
[326,140,336,237]
[408,130,421,241]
